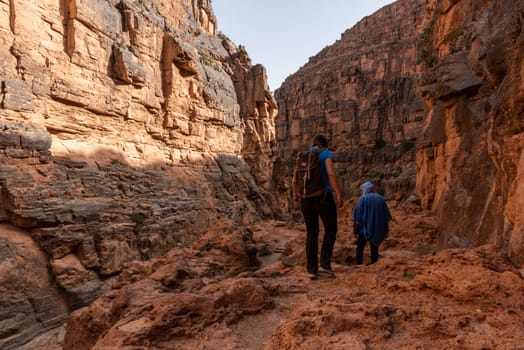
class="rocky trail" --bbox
[2,0,524,348]
[50,203,524,349]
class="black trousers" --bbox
[300,193,337,274]
[356,234,379,264]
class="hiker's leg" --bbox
[370,243,379,264]
[356,234,366,265]
[319,193,337,270]
[301,199,319,274]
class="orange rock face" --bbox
[1,0,274,166]
[274,0,428,215]
[273,0,524,265]
[0,0,275,348]
[416,0,524,263]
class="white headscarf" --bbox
[360,181,373,195]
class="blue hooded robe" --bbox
[353,190,392,246]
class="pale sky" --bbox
[213,0,397,90]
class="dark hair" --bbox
[313,134,328,148]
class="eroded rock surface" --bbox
[60,206,524,349]
[0,0,275,348]
[0,224,68,350]
[273,0,524,266]
[416,0,524,263]
[274,0,428,217]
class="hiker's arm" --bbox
[325,158,343,207]
[291,175,298,201]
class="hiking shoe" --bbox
[318,267,335,278]
[308,273,318,280]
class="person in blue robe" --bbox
[352,181,392,264]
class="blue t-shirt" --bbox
[352,192,392,245]
[309,147,333,193]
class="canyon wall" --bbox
[274,0,524,264]
[0,0,275,348]
[274,0,428,217]
[416,0,524,263]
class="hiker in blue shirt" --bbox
[292,134,343,280]
[352,181,392,264]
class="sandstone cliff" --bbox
[416,0,524,264]
[274,0,428,218]
[274,0,524,266]
[53,0,524,347]
[0,0,275,348]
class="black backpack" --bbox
[293,149,326,199]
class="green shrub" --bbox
[258,245,273,257]
[401,138,416,152]
[200,54,213,65]
[443,27,459,44]
[417,20,437,68]
[131,213,145,226]
[217,31,230,41]
[375,138,386,149]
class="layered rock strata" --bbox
[416,0,524,263]
[274,0,524,266]
[0,0,275,348]
[274,0,427,217]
